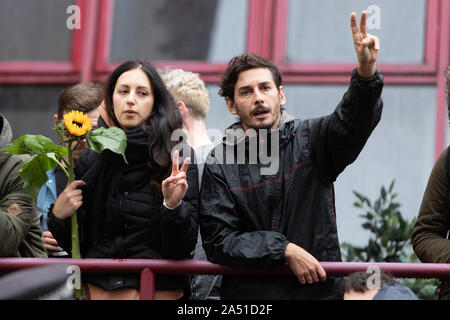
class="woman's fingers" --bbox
[180,157,190,173]
[171,150,180,176]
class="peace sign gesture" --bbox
[351,11,380,78]
[162,150,191,209]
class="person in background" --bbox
[48,60,198,300]
[412,66,450,300]
[341,270,418,300]
[161,68,221,300]
[0,112,47,258]
[37,82,101,257]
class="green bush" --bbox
[340,180,439,300]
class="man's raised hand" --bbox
[162,150,190,209]
[351,11,380,78]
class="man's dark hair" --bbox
[340,270,397,294]
[57,82,102,120]
[219,53,283,102]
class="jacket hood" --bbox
[223,110,297,146]
[0,113,12,150]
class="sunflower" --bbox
[63,110,92,137]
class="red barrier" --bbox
[0,258,449,300]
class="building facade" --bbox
[0,0,449,245]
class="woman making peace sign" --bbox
[48,60,198,300]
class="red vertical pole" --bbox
[270,0,288,64]
[140,268,155,300]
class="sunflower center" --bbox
[72,121,83,128]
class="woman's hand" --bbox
[162,150,190,209]
[52,180,86,219]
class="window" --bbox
[109,0,248,63]
[0,0,73,61]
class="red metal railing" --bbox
[0,258,449,300]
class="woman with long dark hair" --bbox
[48,60,198,300]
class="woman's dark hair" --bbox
[219,53,283,102]
[103,60,183,189]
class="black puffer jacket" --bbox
[48,124,199,292]
[199,69,384,300]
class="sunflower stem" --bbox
[66,142,83,299]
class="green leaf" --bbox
[353,201,363,208]
[353,191,372,207]
[54,121,66,139]
[5,135,66,159]
[381,186,387,201]
[86,127,128,164]
[389,180,395,193]
[19,153,61,200]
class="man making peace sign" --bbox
[199,11,384,300]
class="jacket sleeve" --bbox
[199,160,289,267]
[310,69,384,182]
[411,148,450,263]
[159,162,199,259]
[0,155,42,256]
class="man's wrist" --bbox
[357,63,376,78]
[284,242,294,259]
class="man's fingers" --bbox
[304,273,314,284]
[350,12,358,35]
[359,10,367,36]
[318,265,327,282]
[310,271,319,283]
[371,35,380,50]
[361,36,375,49]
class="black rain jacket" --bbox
[199,69,384,300]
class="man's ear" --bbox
[225,97,238,115]
[177,101,188,118]
[53,114,60,126]
[279,86,287,106]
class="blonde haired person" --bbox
[161,68,220,300]
[160,69,212,149]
